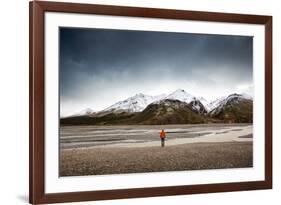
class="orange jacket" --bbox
[160,130,166,139]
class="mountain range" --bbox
[61,89,253,125]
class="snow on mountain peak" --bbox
[226,93,252,102]
[165,89,196,103]
[103,93,166,113]
[208,93,253,113]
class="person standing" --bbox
[160,129,166,147]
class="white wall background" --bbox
[0,0,279,204]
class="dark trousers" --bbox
[161,138,165,147]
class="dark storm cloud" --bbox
[59,27,253,116]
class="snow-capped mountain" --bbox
[99,89,209,115]
[207,93,253,113]
[164,89,196,103]
[153,89,207,114]
[61,91,254,125]
[209,93,253,115]
[164,89,210,114]
[208,93,253,123]
[66,90,253,118]
[102,93,166,113]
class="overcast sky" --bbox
[60,27,253,116]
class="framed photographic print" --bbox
[29,1,272,204]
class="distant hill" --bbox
[60,112,137,126]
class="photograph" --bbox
[59,27,253,177]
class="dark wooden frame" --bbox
[29,1,272,204]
